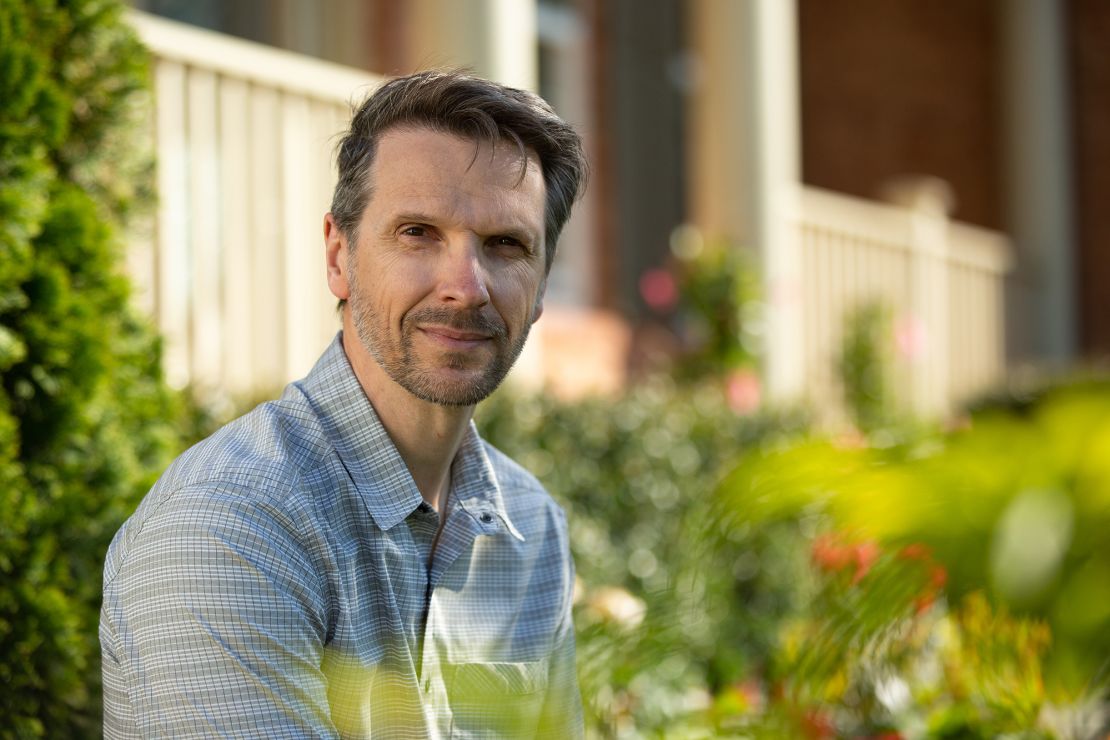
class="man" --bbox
[101,70,587,738]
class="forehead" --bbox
[362,126,547,244]
[371,126,542,196]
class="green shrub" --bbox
[476,380,807,735]
[638,236,763,382]
[839,301,897,432]
[696,379,1110,737]
[479,375,1109,737]
[0,1,182,735]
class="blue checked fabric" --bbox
[101,334,583,738]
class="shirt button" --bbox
[479,512,494,524]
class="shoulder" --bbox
[481,441,546,495]
[482,440,569,539]
[104,388,335,587]
[171,388,332,495]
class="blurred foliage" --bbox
[478,376,1110,738]
[694,379,1110,738]
[2,2,1104,736]
[0,0,183,736]
[476,380,808,735]
[638,232,763,382]
[839,301,897,433]
[670,240,762,380]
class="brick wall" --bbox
[1068,0,1110,357]
[798,0,1002,230]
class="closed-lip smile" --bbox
[419,325,494,344]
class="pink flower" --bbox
[638,269,679,312]
[726,369,761,415]
[895,315,927,360]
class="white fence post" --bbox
[127,11,380,399]
[795,185,1011,425]
[907,206,951,416]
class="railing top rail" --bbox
[127,10,382,106]
[793,184,1013,274]
[793,184,916,245]
[947,222,1014,273]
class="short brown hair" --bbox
[331,70,587,273]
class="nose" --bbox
[437,238,491,308]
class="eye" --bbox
[491,235,530,253]
[401,225,428,237]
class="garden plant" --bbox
[0,0,183,735]
[4,1,1108,737]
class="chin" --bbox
[398,366,507,407]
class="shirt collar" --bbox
[294,333,523,540]
[451,424,525,541]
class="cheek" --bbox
[354,255,429,318]
[492,270,545,326]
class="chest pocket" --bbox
[448,659,548,739]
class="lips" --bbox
[420,326,493,342]
[406,307,508,348]
[417,325,498,352]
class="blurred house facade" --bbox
[125,0,1106,421]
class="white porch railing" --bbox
[129,11,1011,418]
[792,185,1011,422]
[127,11,627,404]
[127,11,380,400]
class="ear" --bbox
[324,212,351,301]
[531,276,546,324]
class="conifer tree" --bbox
[0,0,181,734]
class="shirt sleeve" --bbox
[101,485,337,739]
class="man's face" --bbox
[329,126,548,406]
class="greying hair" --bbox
[331,69,588,273]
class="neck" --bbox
[341,329,474,512]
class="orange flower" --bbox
[812,533,853,572]
[851,541,881,584]
[898,542,931,561]
[913,592,936,615]
[813,534,882,585]
[730,678,763,713]
[801,709,835,739]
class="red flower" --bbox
[813,534,882,584]
[812,534,853,572]
[852,541,881,583]
[801,709,835,739]
[913,592,936,615]
[897,543,931,561]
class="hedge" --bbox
[0,1,183,735]
[476,379,1110,737]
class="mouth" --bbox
[418,325,495,350]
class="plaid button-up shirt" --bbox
[101,335,582,738]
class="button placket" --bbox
[419,591,456,737]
